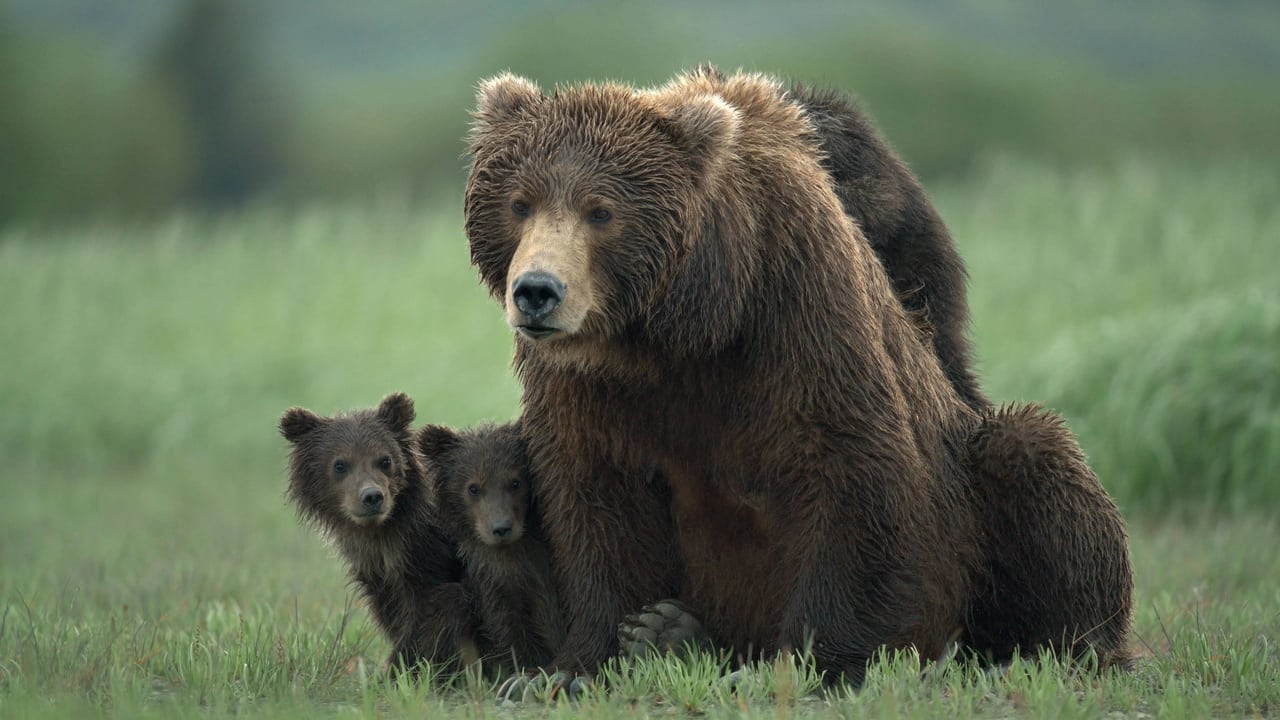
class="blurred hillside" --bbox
[3,0,1279,225]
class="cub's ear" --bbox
[473,72,543,131]
[656,94,739,175]
[376,393,416,434]
[279,407,322,443]
[416,424,460,462]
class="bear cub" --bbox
[280,393,476,675]
[417,422,564,671]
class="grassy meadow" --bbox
[1,156,1278,718]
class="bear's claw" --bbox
[496,670,590,704]
[617,598,709,660]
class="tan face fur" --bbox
[466,71,749,361]
[504,206,601,342]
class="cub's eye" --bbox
[509,479,522,491]
[467,484,481,497]
[511,200,530,217]
[377,456,392,472]
[587,207,612,224]
[333,460,348,475]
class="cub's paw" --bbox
[618,599,710,660]
[496,670,591,704]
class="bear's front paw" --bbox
[618,599,710,660]
[496,670,591,704]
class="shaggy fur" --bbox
[464,68,1132,685]
[686,63,986,409]
[280,393,476,674]
[791,87,985,410]
[418,422,564,672]
[965,404,1134,667]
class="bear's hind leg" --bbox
[965,404,1134,670]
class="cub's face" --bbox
[456,460,530,547]
[280,393,416,532]
[464,73,738,356]
[418,423,531,547]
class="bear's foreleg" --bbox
[771,462,966,688]
[471,578,554,671]
[547,465,678,672]
[388,581,478,678]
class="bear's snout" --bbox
[359,486,385,512]
[491,518,513,540]
[512,271,565,322]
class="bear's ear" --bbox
[416,424,460,462]
[279,407,322,443]
[656,94,740,175]
[376,393,415,434]
[687,62,726,83]
[474,72,544,131]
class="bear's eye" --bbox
[511,200,530,218]
[467,483,481,497]
[587,207,612,224]
[333,460,348,475]
[377,456,392,472]
[509,479,521,491]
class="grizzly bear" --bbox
[464,68,1132,688]
[694,63,985,409]
[279,393,477,675]
[416,421,564,672]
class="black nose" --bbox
[512,272,565,321]
[360,487,384,511]
[492,520,513,539]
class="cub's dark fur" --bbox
[417,422,563,671]
[280,393,475,674]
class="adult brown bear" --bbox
[464,68,1131,689]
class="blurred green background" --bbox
[3,0,1279,224]
[1,0,1277,574]
[1,2,1278,715]
[1,0,1277,568]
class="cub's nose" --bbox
[491,519,513,539]
[360,487,384,511]
[512,271,565,321]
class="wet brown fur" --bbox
[418,422,564,672]
[790,84,985,410]
[464,68,1132,685]
[280,393,476,675]
[965,404,1134,668]
[663,63,986,409]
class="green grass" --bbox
[947,157,1280,511]
[1,157,1278,717]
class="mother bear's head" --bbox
[463,68,838,369]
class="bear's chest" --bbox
[662,461,787,646]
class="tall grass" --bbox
[0,193,515,474]
[938,157,1280,510]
